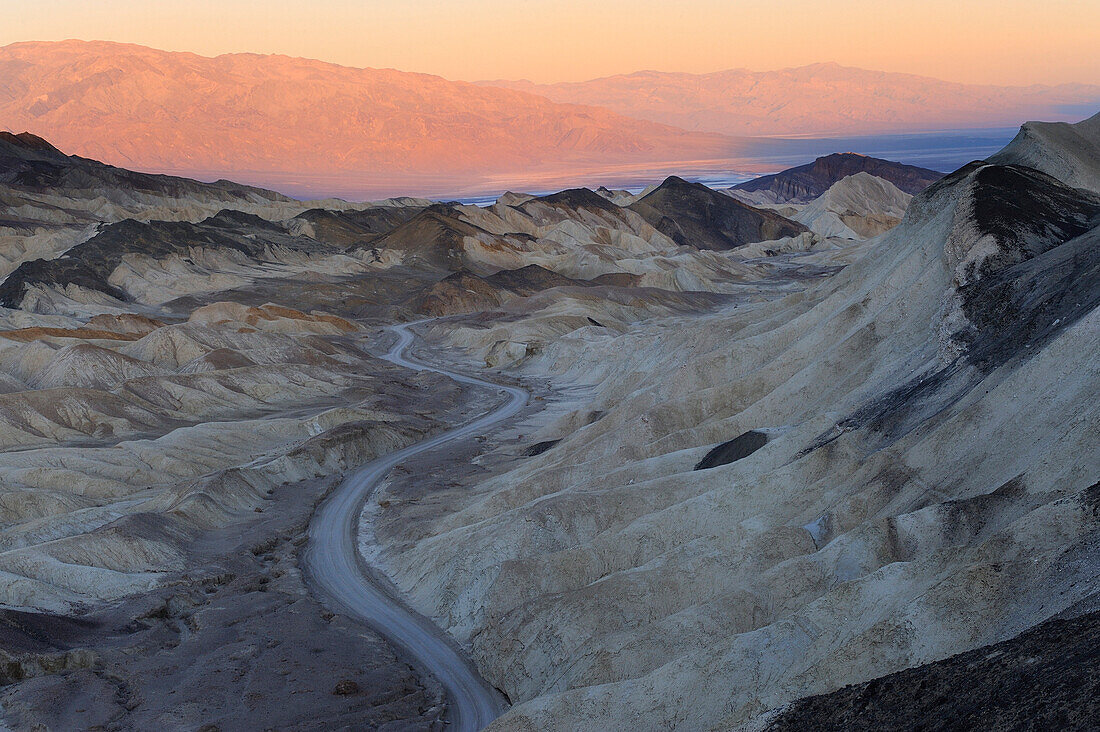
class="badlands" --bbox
[0,111,1095,730]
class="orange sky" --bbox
[5,0,1099,86]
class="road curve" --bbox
[303,321,526,732]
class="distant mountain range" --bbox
[1,41,1096,199]
[481,64,1100,136]
[0,41,733,190]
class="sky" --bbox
[2,0,1098,86]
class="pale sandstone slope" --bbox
[790,173,913,239]
[364,120,1100,729]
[989,110,1100,192]
[0,303,466,613]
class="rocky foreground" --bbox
[0,113,1096,729]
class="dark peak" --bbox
[629,173,808,250]
[656,175,695,189]
[439,268,482,283]
[105,217,158,236]
[295,207,342,223]
[807,152,925,174]
[404,202,476,228]
[425,202,460,216]
[203,208,280,231]
[636,175,719,203]
[411,205,482,233]
[507,264,561,275]
[817,152,866,162]
[0,130,61,154]
[733,152,945,200]
[207,178,291,201]
[377,204,492,248]
[650,176,730,199]
[483,263,583,293]
[534,187,620,212]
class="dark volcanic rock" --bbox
[511,187,641,229]
[732,153,944,203]
[409,261,671,318]
[484,264,584,295]
[0,211,325,307]
[530,187,623,214]
[523,439,561,457]
[368,204,499,271]
[332,679,360,695]
[0,131,61,155]
[412,271,508,317]
[766,607,1100,732]
[629,176,808,250]
[292,206,427,249]
[589,272,644,288]
[804,160,1100,454]
[413,265,586,317]
[954,163,1099,285]
[0,130,289,201]
[694,431,768,470]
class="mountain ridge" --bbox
[0,40,738,196]
[479,63,1100,136]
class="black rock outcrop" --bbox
[767,604,1100,732]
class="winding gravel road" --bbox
[303,322,527,731]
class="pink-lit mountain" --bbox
[0,41,735,196]
[481,63,1100,136]
[5,42,1097,200]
